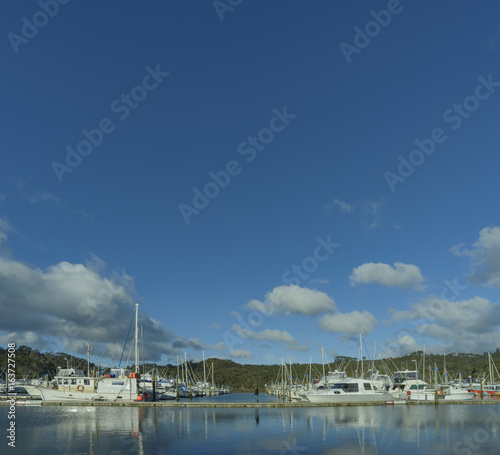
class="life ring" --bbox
[77,385,84,392]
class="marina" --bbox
[2,398,500,454]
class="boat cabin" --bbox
[393,370,420,384]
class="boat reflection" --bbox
[15,403,500,454]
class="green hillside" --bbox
[1,345,499,392]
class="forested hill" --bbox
[1,345,499,392]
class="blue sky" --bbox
[1,0,500,368]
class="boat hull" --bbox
[305,392,391,403]
[400,391,475,401]
[34,377,150,402]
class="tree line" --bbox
[1,345,499,392]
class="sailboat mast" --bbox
[423,344,425,383]
[134,303,139,373]
[489,352,493,384]
[360,333,363,378]
[321,347,325,380]
[203,351,207,395]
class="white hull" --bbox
[401,391,475,401]
[305,392,391,403]
[35,387,144,402]
[34,377,149,402]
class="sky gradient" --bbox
[1,0,500,368]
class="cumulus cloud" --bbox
[229,349,253,359]
[388,295,500,354]
[232,325,296,343]
[451,226,500,288]
[245,285,336,316]
[0,255,204,363]
[318,310,378,335]
[391,295,500,333]
[350,262,424,290]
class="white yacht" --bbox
[301,377,392,403]
[400,382,475,401]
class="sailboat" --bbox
[467,352,500,397]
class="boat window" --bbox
[332,383,359,393]
[63,379,69,385]
[57,379,62,385]
[71,379,77,385]
[364,383,372,390]
[84,380,90,385]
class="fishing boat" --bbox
[467,353,500,397]
[32,367,151,402]
[468,383,500,397]
[32,303,152,402]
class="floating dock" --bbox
[1,399,500,408]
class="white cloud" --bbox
[27,191,93,220]
[232,325,296,343]
[211,342,227,350]
[451,226,500,288]
[350,262,424,290]
[245,285,336,316]
[0,254,204,362]
[318,310,378,334]
[391,295,500,333]
[229,349,253,359]
[333,199,353,212]
[389,295,500,354]
[0,217,12,244]
[323,198,387,231]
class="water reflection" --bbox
[4,403,500,454]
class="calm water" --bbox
[2,394,500,454]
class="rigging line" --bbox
[118,308,136,368]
